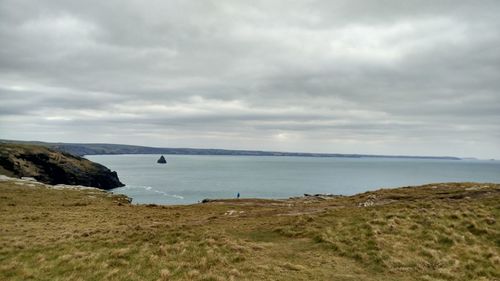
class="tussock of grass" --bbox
[0,180,499,280]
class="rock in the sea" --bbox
[0,143,124,190]
[157,155,167,164]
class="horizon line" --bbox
[0,138,475,160]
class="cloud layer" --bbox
[1,0,499,158]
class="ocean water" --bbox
[86,155,500,205]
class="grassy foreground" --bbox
[0,179,499,281]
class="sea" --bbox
[86,154,500,205]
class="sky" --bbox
[1,0,499,158]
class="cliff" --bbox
[0,143,124,189]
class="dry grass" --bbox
[0,179,499,280]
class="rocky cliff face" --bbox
[0,144,124,189]
[157,155,167,164]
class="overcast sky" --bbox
[1,0,499,158]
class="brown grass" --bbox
[0,179,499,280]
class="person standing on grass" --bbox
[237,192,240,199]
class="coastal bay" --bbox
[87,154,500,205]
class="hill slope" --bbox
[0,139,462,160]
[0,178,498,280]
[0,143,124,189]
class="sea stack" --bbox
[157,155,167,164]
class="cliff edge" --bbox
[0,143,124,189]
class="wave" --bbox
[120,185,184,200]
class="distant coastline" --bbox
[0,139,462,160]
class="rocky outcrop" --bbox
[0,143,124,189]
[157,155,167,164]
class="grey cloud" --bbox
[0,0,499,158]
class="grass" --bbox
[0,179,499,280]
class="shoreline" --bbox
[3,174,498,208]
[1,177,498,280]
[1,139,464,160]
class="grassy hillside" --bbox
[0,178,498,280]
